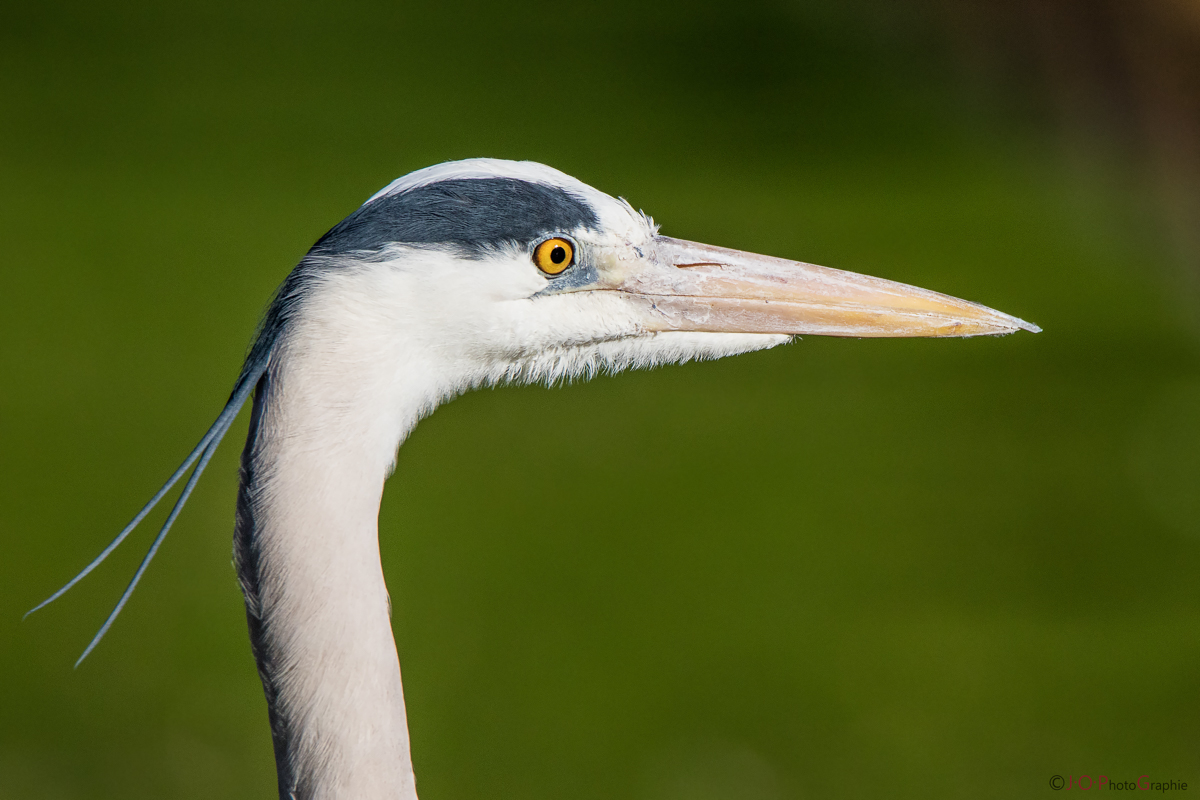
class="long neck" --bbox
[235,315,437,800]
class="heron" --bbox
[29,158,1038,799]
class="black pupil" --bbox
[550,245,566,265]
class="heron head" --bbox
[268,158,1037,394]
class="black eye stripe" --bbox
[310,178,600,258]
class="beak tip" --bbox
[953,312,1040,338]
[1009,316,1041,335]
[974,306,1040,337]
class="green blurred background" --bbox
[3,0,1200,797]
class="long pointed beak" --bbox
[612,236,1039,338]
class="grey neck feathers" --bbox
[235,342,422,800]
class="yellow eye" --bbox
[533,237,575,275]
